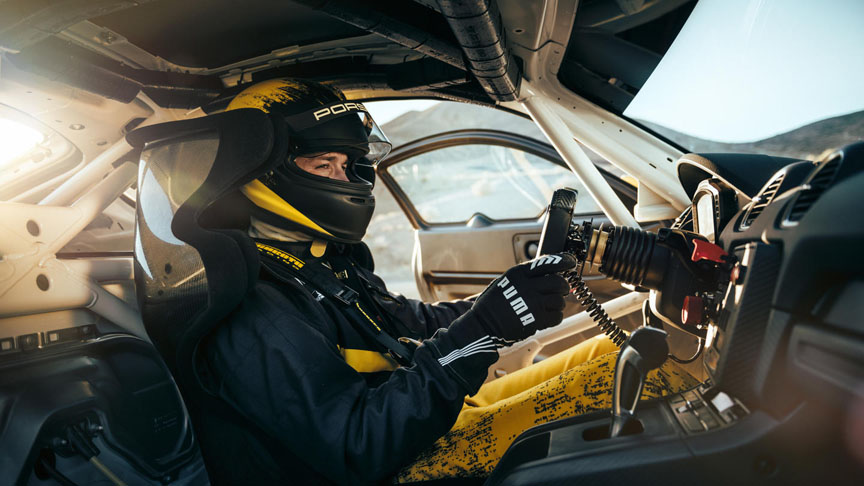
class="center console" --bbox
[484,236,818,485]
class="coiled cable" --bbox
[566,271,628,347]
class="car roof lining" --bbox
[91,0,369,69]
[90,0,461,71]
[1,0,696,111]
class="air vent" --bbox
[786,155,842,223]
[741,172,785,228]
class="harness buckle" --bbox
[398,336,422,350]
[333,287,359,305]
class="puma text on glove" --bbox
[426,253,576,393]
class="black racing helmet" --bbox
[227,78,391,243]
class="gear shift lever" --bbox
[610,326,669,438]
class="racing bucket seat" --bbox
[127,108,294,483]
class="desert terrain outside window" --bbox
[363,100,615,298]
[388,144,601,224]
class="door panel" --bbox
[377,129,636,303]
[413,218,613,301]
[512,233,540,261]
[414,219,542,301]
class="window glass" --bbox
[388,144,601,224]
[366,100,547,147]
[0,104,82,202]
[363,99,618,298]
[365,184,418,298]
[0,118,43,169]
[366,99,624,177]
[624,0,864,160]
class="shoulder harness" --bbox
[255,242,416,366]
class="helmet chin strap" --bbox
[311,239,328,257]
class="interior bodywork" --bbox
[0,0,862,484]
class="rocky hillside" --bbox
[645,109,864,160]
[379,101,547,147]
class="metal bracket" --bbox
[0,162,148,340]
[521,82,640,227]
[501,0,690,218]
[635,183,682,221]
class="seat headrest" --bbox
[128,109,287,390]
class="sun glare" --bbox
[0,118,44,169]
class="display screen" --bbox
[695,193,716,241]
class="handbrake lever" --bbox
[610,326,669,438]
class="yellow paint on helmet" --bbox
[240,179,334,237]
[229,78,344,238]
[226,78,341,113]
[227,79,300,112]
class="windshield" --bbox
[0,112,44,169]
[624,0,864,161]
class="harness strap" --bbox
[255,242,415,366]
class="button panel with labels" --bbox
[668,386,749,434]
[0,325,97,356]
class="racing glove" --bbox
[425,253,577,393]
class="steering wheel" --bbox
[537,188,579,256]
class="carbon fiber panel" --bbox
[134,135,220,351]
[709,243,781,405]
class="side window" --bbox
[387,144,602,224]
[0,104,82,203]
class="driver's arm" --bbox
[357,266,474,339]
[349,242,473,338]
[205,255,574,483]
[205,281,481,483]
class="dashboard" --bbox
[674,144,864,403]
[490,142,864,485]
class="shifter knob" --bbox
[610,326,669,438]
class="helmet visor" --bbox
[283,101,392,166]
[361,111,392,166]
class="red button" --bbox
[691,239,728,263]
[682,296,704,326]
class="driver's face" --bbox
[294,152,349,181]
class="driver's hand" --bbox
[427,253,576,393]
[467,253,576,345]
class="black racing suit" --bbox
[201,239,496,484]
